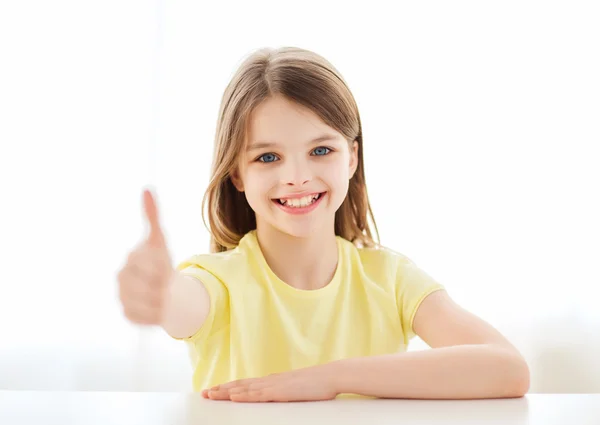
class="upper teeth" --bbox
[280,194,320,207]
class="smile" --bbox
[272,192,326,214]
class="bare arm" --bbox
[332,290,529,399]
[160,271,210,339]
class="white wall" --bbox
[1,1,598,392]
[2,317,600,392]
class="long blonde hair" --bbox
[203,46,379,252]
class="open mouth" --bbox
[273,192,325,209]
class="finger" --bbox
[126,248,172,286]
[122,303,162,325]
[118,274,165,311]
[123,312,157,325]
[123,254,161,283]
[230,388,271,403]
[118,268,166,303]
[214,378,254,391]
[206,389,233,401]
[206,379,258,401]
[143,189,165,247]
[119,283,165,311]
[228,380,270,393]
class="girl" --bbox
[117,46,530,402]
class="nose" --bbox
[281,157,312,187]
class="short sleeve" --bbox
[396,257,445,342]
[171,258,230,344]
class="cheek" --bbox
[321,162,350,202]
[323,158,350,187]
[242,169,275,203]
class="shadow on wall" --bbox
[410,312,600,394]
[525,312,600,393]
[0,339,192,392]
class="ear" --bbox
[230,168,244,192]
[349,140,359,179]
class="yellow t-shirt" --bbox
[174,230,445,392]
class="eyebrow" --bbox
[246,134,339,152]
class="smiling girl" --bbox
[117,46,530,402]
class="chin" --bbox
[279,225,318,239]
[268,221,319,239]
[264,215,331,240]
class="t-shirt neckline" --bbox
[243,230,344,298]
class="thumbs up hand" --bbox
[117,189,175,325]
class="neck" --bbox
[255,223,339,291]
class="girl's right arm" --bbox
[160,272,210,339]
[117,189,210,339]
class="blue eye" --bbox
[312,147,331,156]
[257,153,279,163]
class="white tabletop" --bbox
[1,391,599,425]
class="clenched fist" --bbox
[117,189,175,325]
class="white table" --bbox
[1,391,599,424]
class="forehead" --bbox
[246,95,340,146]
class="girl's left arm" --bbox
[332,289,530,399]
[204,290,530,402]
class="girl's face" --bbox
[233,94,358,239]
